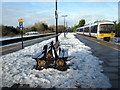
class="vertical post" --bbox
[66,22,68,33]
[21,27,24,49]
[18,19,24,49]
[19,22,24,49]
[64,16,66,37]
[55,0,58,42]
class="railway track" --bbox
[1,33,55,46]
[1,34,58,55]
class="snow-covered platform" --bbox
[1,33,111,88]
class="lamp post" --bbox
[55,0,58,42]
[61,15,68,37]
[66,22,68,33]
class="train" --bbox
[76,21,115,41]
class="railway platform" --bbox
[76,34,119,88]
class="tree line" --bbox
[1,20,120,37]
[1,21,74,37]
[0,25,20,37]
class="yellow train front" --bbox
[77,21,115,41]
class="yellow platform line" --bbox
[78,34,120,51]
[91,39,120,51]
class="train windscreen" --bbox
[100,24,115,33]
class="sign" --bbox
[55,10,58,19]
[100,25,107,27]
[19,22,23,28]
[18,19,24,22]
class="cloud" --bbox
[67,13,106,26]
[60,11,117,27]
[76,13,106,21]
[25,10,55,26]
[1,2,118,27]
[2,5,29,27]
[2,4,55,27]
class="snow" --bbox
[1,33,111,88]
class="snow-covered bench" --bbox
[53,41,70,70]
[32,41,55,70]
[54,47,69,71]
[32,41,69,71]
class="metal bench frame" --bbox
[32,41,69,70]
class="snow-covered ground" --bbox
[1,33,111,88]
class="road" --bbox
[75,34,119,88]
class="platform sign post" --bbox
[18,19,24,49]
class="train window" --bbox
[80,28,83,32]
[77,29,79,32]
[100,24,115,33]
[84,27,89,32]
[91,25,98,33]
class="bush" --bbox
[1,25,20,37]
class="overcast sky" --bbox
[1,0,119,27]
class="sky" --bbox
[1,0,119,27]
[118,1,120,22]
[1,0,120,2]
